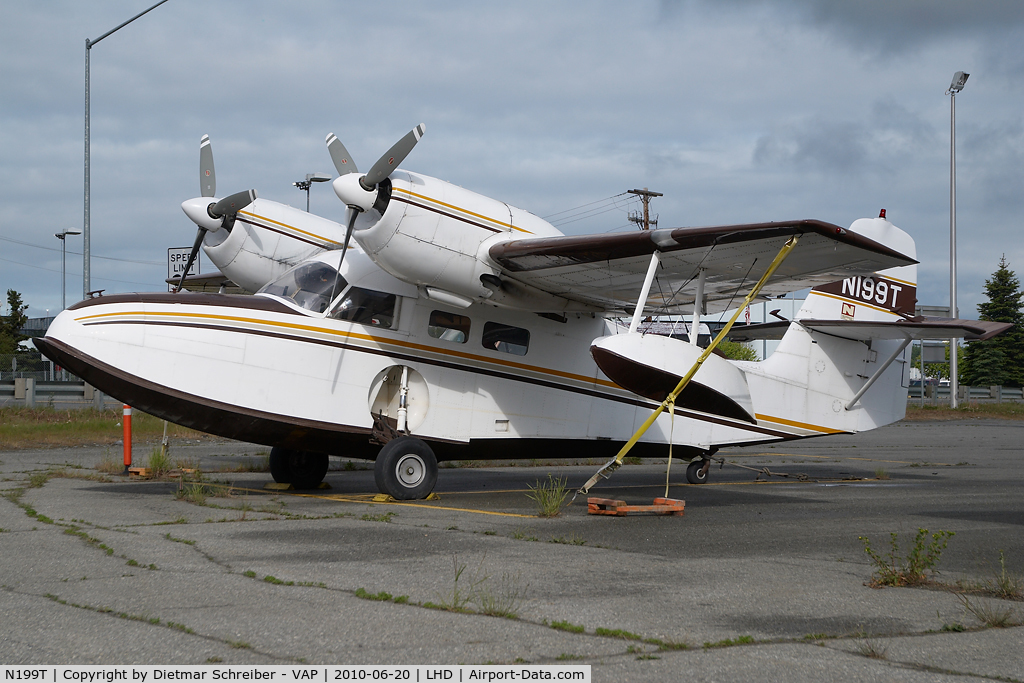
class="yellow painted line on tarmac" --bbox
[227,485,536,518]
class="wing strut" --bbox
[628,253,661,333]
[570,235,802,505]
[690,268,706,346]
[844,332,911,410]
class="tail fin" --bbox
[751,216,917,435]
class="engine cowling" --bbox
[350,171,563,306]
[182,197,349,293]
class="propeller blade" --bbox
[326,134,358,176]
[200,134,215,198]
[361,123,426,189]
[174,227,206,293]
[336,208,359,273]
[209,189,257,218]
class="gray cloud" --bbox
[1,0,1022,320]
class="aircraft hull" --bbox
[38,292,822,460]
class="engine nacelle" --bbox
[188,198,349,293]
[351,171,563,306]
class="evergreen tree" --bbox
[0,289,29,354]
[963,256,1024,387]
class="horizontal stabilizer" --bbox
[800,317,1011,342]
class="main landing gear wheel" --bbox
[686,459,710,485]
[374,436,437,500]
[269,447,329,489]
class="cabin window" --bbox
[258,262,345,313]
[482,322,530,356]
[427,310,471,344]
[329,287,397,328]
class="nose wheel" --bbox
[374,436,438,500]
[686,458,710,485]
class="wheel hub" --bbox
[396,454,425,487]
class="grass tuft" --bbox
[957,593,1019,628]
[526,474,569,517]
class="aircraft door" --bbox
[368,365,429,433]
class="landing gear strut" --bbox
[269,447,329,489]
[686,458,710,485]
[374,435,438,500]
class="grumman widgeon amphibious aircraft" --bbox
[36,126,1010,499]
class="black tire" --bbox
[269,447,329,489]
[686,459,709,485]
[374,436,438,500]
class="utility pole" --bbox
[627,188,662,230]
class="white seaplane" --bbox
[37,125,1009,500]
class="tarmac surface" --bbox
[1,419,1022,681]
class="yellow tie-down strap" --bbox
[572,235,801,502]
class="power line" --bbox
[0,235,164,266]
[543,193,640,228]
[0,255,158,288]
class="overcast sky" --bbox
[2,0,1022,320]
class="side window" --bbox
[427,310,471,343]
[329,287,397,328]
[482,322,530,356]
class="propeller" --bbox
[326,124,425,271]
[200,134,215,197]
[175,134,256,292]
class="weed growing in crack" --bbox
[859,528,954,587]
[549,620,585,634]
[856,639,888,660]
[361,512,396,523]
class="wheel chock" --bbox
[587,497,685,516]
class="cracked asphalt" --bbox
[1,419,1022,681]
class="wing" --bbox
[489,219,916,315]
[164,271,246,294]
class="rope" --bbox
[570,235,802,504]
[707,456,813,482]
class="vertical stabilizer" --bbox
[748,216,917,436]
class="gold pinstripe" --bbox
[238,209,340,245]
[393,186,534,234]
[73,309,848,436]
[754,413,846,435]
[74,309,617,389]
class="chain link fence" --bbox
[0,352,78,382]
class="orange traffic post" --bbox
[122,404,132,473]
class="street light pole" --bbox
[293,173,332,212]
[55,229,82,310]
[946,70,969,409]
[84,0,171,300]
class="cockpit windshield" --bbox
[257,262,347,313]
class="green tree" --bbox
[718,340,759,361]
[962,256,1024,387]
[0,289,29,354]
